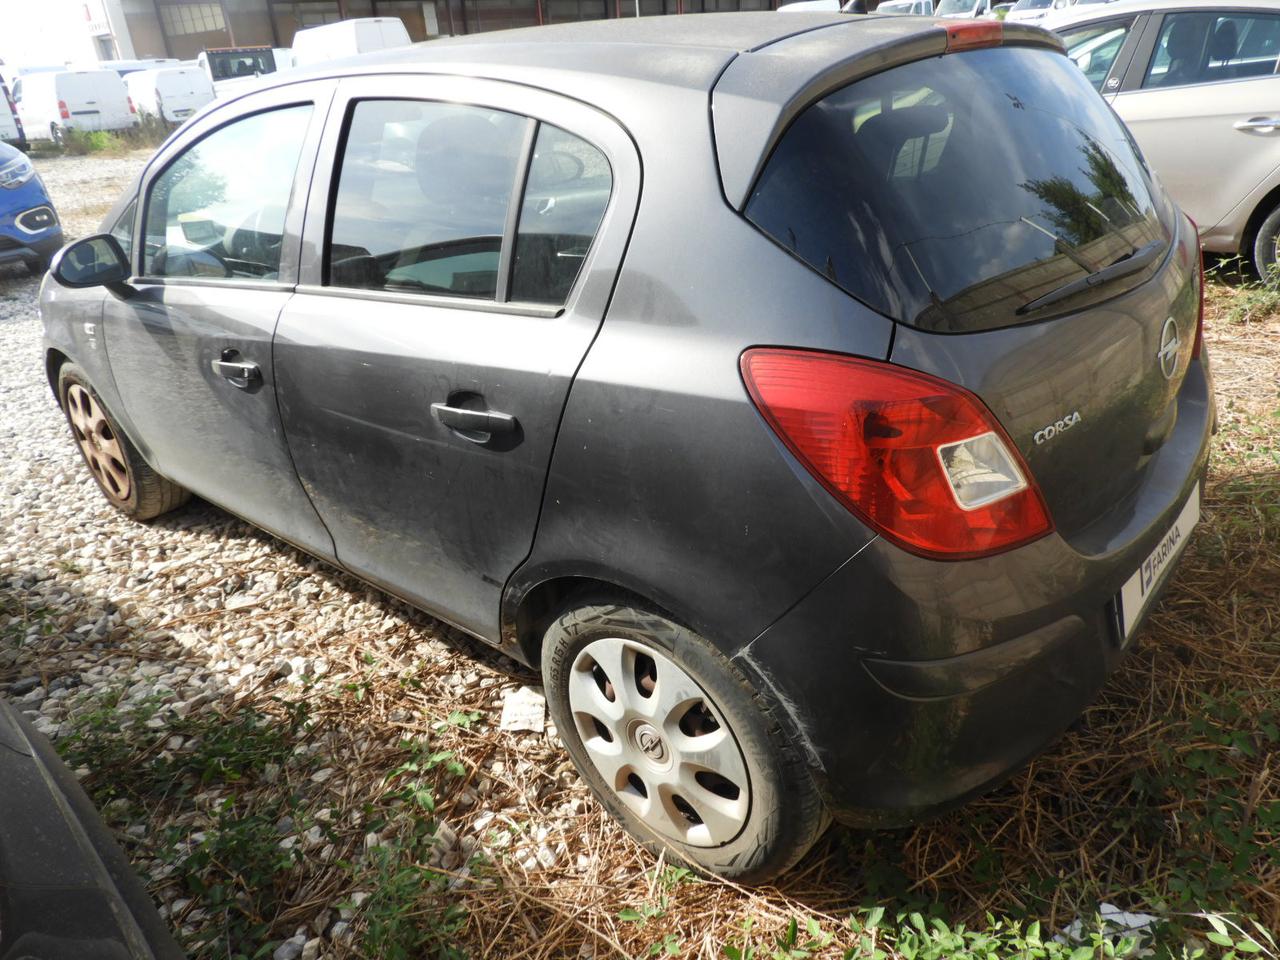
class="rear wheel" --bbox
[1251,202,1280,280]
[24,252,51,276]
[57,363,190,520]
[49,123,64,146]
[541,601,828,883]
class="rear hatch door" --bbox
[733,33,1198,545]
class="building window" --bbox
[158,2,227,36]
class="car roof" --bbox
[1048,0,1273,27]
[280,13,911,96]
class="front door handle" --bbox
[430,402,517,439]
[1233,116,1280,132]
[210,355,261,388]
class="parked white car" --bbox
[290,18,412,67]
[125,67,214,124]
[1052,0,1280,274]
[934,0,997,15]
[1005,0,1071,22]
[12,70,138,143]
[876,0,934,13]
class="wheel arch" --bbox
[1239,181,1280,273]
[503,571,699,671]
[45,347,69,402]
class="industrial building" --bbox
[93,0,780,61]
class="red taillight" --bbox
[741,349,1053,560]
[941,21,1002,52]
[1187,214,1204,359]
[127,96,137,114]
[57,99,70,120]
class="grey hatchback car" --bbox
[41,13,1213,882]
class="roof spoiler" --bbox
[711,18,1064,210]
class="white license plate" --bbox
[174,109,192,117]
[1118,483,1200,641]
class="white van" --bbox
[125,67,214,124]
[0,82,25,149]
[290,18,412,68]
[197,47,292,99]
[12,70,139,142]
[96,58,182,78]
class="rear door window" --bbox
[1060,18,1136,90]
[510,123,611,304]
[745,45,1169,333]
[327,99,527,300]
[326,100,612,305]
[1143,11,1280,88]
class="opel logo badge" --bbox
[636,725,666,763]
[1158,317,1180,380]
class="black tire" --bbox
[541,600,828,883]
[1251,202,1280,281]
[24,252,51,276]
[57,363,190,521]
[49,123,63,147]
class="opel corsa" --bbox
[41,13,1214,882]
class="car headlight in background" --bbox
[0,155,35,189]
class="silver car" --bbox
[1050,0,1280,275]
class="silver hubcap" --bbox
[66,383,131,503]
[568,637,750,848]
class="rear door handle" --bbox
[430,402,517,438]
[1233,116,1280,132]
[210,357,261,388]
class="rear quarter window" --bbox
[745,45,1170,332]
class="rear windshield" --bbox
[745,46,1170,332]
[206,50,276,81]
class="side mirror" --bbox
[50,234,130,290]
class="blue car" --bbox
[0,141,62,275]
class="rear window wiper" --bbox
[1016,239,1165,316]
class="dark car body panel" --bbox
[40,12,1215,828]
[0,700,184,960]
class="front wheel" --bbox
[57,363,190,520]
[1251,202,1280,280]
[542,601,828,883]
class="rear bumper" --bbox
[0,700,184,960]
[736,353,1215,825]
